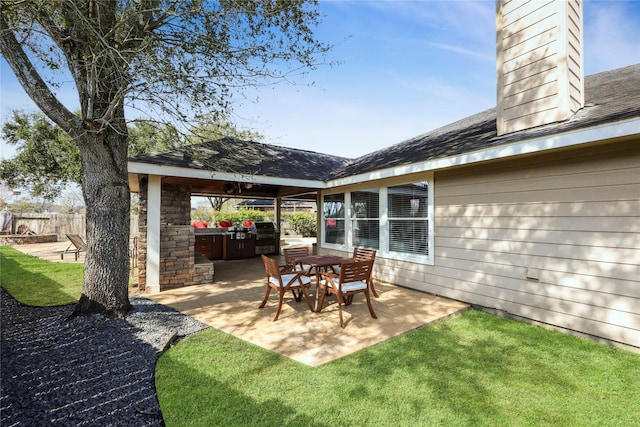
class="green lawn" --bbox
[2,245,639,426]
[0,246,83,305]
[156,311,640,426]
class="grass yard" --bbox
[156,310,640,427]
[2,245,639,426]
[0,246,83,305]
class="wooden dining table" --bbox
[293,254,353,312]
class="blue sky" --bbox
[1,0,639,160]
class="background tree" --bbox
[186,114,263,145]
[1,111,82,201]
[0,183,11,209]
[127,120,181,157]
[0,0,330,317]
[8,196,52,215]
[56,187,85,214]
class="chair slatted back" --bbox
[66,234,88,250]
[353,247,376,263]
[262,255,281,279]
[283,246,310,262]
[282,246,310,266]
[339,259,373,287]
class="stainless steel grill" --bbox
[251,222,277,239]
[250,222,279,255]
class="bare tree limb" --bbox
[0,14,82,138]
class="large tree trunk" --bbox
[71,110,131,318]
[1,10,131,317]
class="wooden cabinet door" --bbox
[211,235,223,260]
[223,236,239,260]
[195,235,212,259]
[223,235,256,260]
[242,236,256,257]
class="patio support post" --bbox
[146,175,161,293]
[316,192,321,255]
[275,196,282,233]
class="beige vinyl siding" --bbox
[321,139,639,349]
[425,139,638,347]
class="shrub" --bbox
[283,212,316,237]
[216,209,270,227]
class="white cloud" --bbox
[425,41,495,61]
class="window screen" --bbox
[388,182,429,255]
[351,189,379,249]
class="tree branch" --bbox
[0,14,82,138]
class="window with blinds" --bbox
[321,177,433,263]
[323,193,345,245]
[350,189,379,249]
[388,182,429,255]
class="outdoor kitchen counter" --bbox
[194,229,257,260]
[194,222,279,259]
[193,230,225,260]
[194,227,228,235]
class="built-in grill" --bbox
[250,222,280,255]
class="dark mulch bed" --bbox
[0,289,207,426]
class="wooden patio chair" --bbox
[282,246,313,274]
[334,247,379,298]
[318,259,377,328]
[353,247,379,298]
[259,255,314,321]
[61,233,88,260]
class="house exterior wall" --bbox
[430,139,638,349]
[496,0,584,135]
[323,139,639,349]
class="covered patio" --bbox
[142,255,468,366]
[11,241,468,366]
[128,137,352,293]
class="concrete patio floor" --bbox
[9,241,469,366]
[9,240,86,263]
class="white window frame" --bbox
[321,173,434,265]
[386,180,433,265]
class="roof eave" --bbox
[325,116,640,188]
[127,162,328,193]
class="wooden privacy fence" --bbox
[8,213,139,241]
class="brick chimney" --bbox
[496,0,585,135]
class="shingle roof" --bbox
[329,64,640,179]
[129,64,640,183]
[129,137,351,181]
